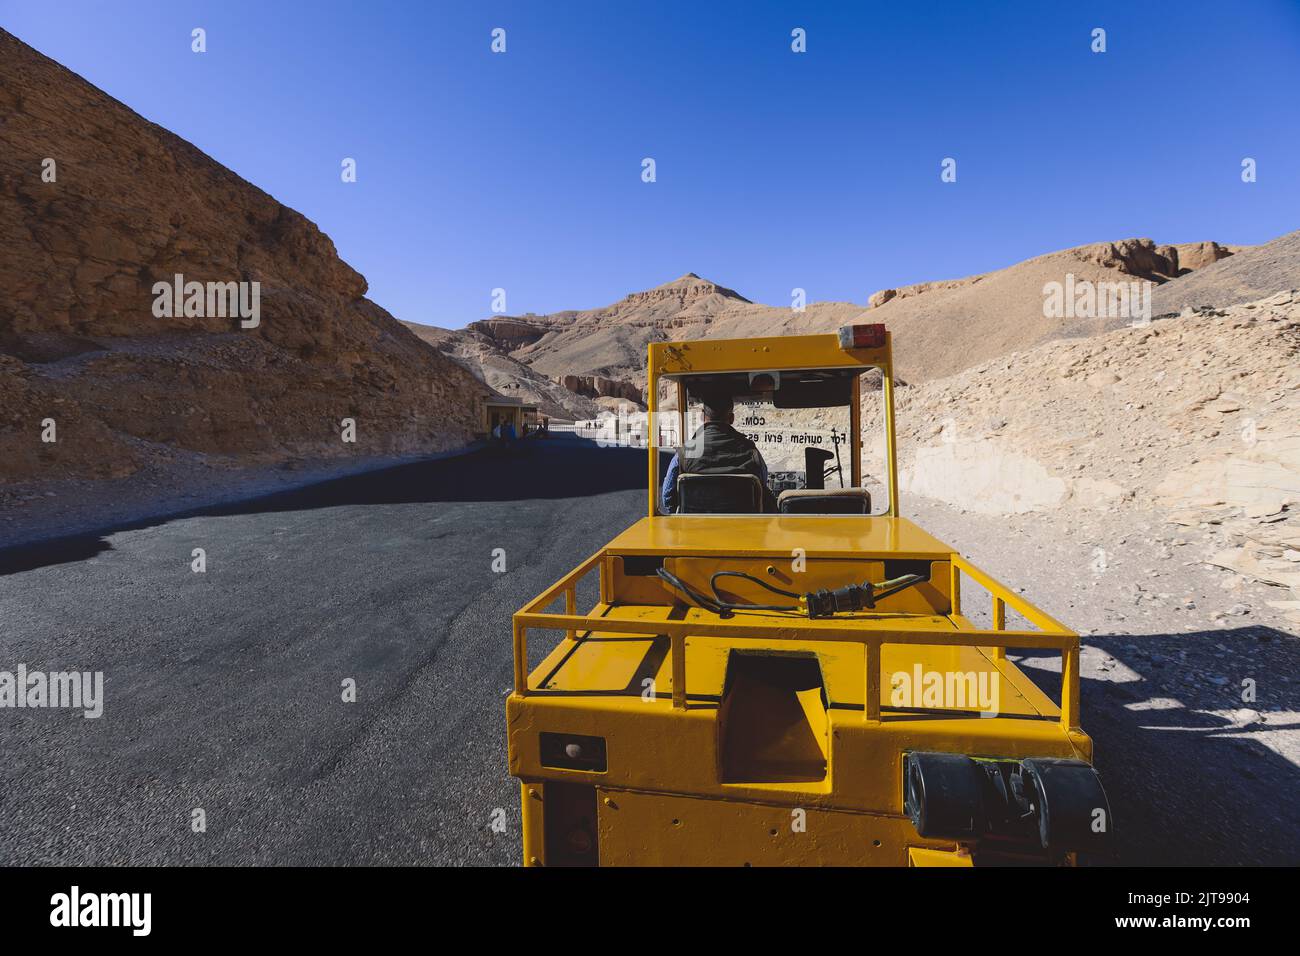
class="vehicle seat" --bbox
[777,488,871,514]
[677,474,765,514]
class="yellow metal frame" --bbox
[512,549,1081,732]
[508,328,1091,866]
[646,332,900,517]
[523,330,1079,729]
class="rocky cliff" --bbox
[1153,230,1300,313]
[554,374,641,404]
[401,320,606,420]
[0,29,489,483]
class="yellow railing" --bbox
[513,550,1081,731]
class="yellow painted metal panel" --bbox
[596,788,954,866]
[909,846,974,867]
[520,781,545,867]
[533,631,1050,719]
[506,691,1085,814]
[646,346,659,517]
[605,515,955,558]
[650,333,890,376]
[882,371,900,516]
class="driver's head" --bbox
[702,394,734,424]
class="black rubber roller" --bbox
[1020,758,1113,852]
[903,751,986,840]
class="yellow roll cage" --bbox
[511,329,1083,737]
[645,332,900,516]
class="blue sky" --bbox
[5,1,1299,326]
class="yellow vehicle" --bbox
[506,324,1110,866]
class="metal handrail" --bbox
[513,550,1081,731]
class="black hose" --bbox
[707,570,801,610]
[657,567,798,614]
[660,567,927,618]
[710,570,801,600]
[655,567,733,617]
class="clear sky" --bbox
[4,1,1299,326]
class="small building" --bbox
[483,396,539,437]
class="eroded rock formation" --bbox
[0,29,490,482]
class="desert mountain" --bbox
[0,29,490,483]
[502,273,757,382]
[1152,230,1300,314]
[435,238,1248,405]
[440,273,863,395]
[876,291,1299,515]
[858,238,1244,383]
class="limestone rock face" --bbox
[436,274,860,391]
[555,375,641,404]
[500,273,757,383]
[1153,230,1300,313]
[1167,241,1239,273]
[467,317,549,352]
[402,321,603,420]
[0,29,490,482]
[902,439,1070,514]
[873,290,1300,606]
[860,237,1246,383]
[869,277,982,309]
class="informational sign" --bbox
[576,408,849,467]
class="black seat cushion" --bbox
[677,474,764,514]
[777,488,871,515]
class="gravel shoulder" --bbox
[909,497,1300,865]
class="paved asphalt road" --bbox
[0,435,643,865]
[3,434,1296,865]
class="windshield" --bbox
[652,371,892,516]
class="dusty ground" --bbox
[910,496,1300,864]
[912,497,1298,717]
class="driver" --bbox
[661,394,777,513]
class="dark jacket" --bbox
[661,421,773,512]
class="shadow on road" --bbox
[0,434,646,576]
[1016,625,1300,865]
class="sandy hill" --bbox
[0,29,490,483]
[857,238,1243,383]
[1152,230,1300,314]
